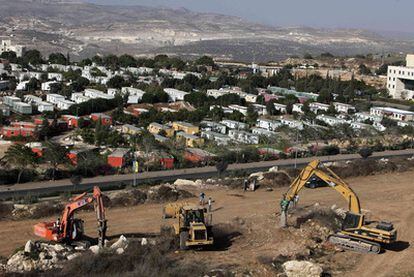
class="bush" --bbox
[359,147,373,159]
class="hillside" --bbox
[0,0,413,61]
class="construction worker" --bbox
[243,178,248,192]
[208,197,212,212]
[199,192,206,206]
[293,195,299,208]
[280,194,290,228]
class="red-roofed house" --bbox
[90,113,112,126]
[107,148,131,168]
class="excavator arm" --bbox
[281,160,361,214]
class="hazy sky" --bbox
[86,0,413,33]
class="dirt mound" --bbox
[147,185,194,203]
[107,189,147,207]
[0,203,13,220]
[259,171,292,188]
[293,206,343,232]
[12,202,64,220]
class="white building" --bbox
[56,99,75,110]
[12,102,32,114]
[3,96,21,106]
[209,105,233,114]
[370,106,414,122]
[0,40,25,57]
[292,103,304,113]
[200,120,227,134]
[48,73,63,82]
[354,112,383,123]
[333,102,356,114]
[244,94,258,103]
[16,81,29,91]
[228,104,248,116]
[280,118,304,130]
[201,131,231,146]
[316,114,348,126]
[309,102,330,114]
[251,104,267,115]
[256,118,282,131]
[71,93,90,104]
[206,89,228,99]
[220,119,248,130]
[84,88,114,100]
[164,88,189,102]
[46,94,65,104]
[251,127,278,138]
[228,130,259,144]
[273,103,287,114]
[38,102,54,113]
[23,95,42,104]
[120,87,146,104]
[387,54,414,99]
[41,81,59,91]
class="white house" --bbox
[16,81,29,91]
[280,118,304,130]
[12,102,32,114]
[350,122,371,131]
[292,103,304,113]
[228,104,248,116]
[370,106,414,122]
[201,130,231,146]
[3,96,21,106]
[251,127,278,138]
[38,102,54,113]
[386,54,414,99]
[228,130,259,144]
[200,120,227,134]
[56,99,75,110]
[41,81,59,91]
[48,73,63,82]
[309,102,330,114]
[209,105,233,114]
[46,94,65,104]
[84,88,114,100]
[316,114,348,126]
[354,112,382,123]
[206,89,228,99]
[23,95,42,104]
[256,118,282,131]
[273,103,287,114]
[220,119,248,130]
[164,88,189,102]
[251,104,267,115]
[333,102,356,114]
[244,94,258,103]
[71,93,90,104]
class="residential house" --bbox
[38,102,54,112]
[90,113,112,126]
[251,127,278,138]
[164,88,189,102]
[46,94,65,104]
[228,104,248,115]
[273,103,287,114]
[220,119,248,130]
[316,114,348,126]
[41,81,59,91]
[292,103,304,113]
[62,115,81,128]
[107,148,131,168]
[228,130,259,144]
[176,132,204,147]
[84,88,114,100]
[209,105,233,114]
[12,102,32,114]
[370,106,414,122]
[280,118,304,130]
[172,121,199,135]
[333,102,355,114]
[201,131,231,146]
[56,99,75,110]
[206,89,228,99]
[158,151,174,169]
[251,104,267,115]
[3,96,21,107]
[147,122,174,137]
[256,118,282,131]
[244,94,258,103]
[184,148,216,164]
[71,93,90,104]
[121,124,142,136]
[309,102,330,114]
[200,120,227,134]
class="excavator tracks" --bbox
[328,233,381,254]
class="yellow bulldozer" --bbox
[163,202,214,250]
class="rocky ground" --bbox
[1,157,414,276]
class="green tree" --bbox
[107,75,127,89]
[4,144,37,183]
[27,77,39,92]
[43,141,69,180]
[48,52,67,65]
[23,50,44,65]
[195,55,215,66]
[246,105,258,125]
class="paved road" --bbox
[1,149,413,200]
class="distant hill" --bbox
[0,0,413,61]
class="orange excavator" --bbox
[34,186,107,247]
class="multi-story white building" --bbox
[164,88,189,102]
[56,99,75,110]
[206,89,228,99]
[38,102,54,113]
[387,54,414,99]
[228,130,259,144]
[370,106,414,122]
[71,93,90,104]
[200,120,227,134]
[0,40,26,57]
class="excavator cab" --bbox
[341,212,364,230]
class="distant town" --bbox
[0,39,413,184]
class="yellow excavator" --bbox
[280,160,397,254]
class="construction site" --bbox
[0,157,413,277]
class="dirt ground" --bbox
[1,170,413,276]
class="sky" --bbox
[86,0,413,34]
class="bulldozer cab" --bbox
[182,207,205,227]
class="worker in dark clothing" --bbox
[199,192,206,206]
[243,178,248,192]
